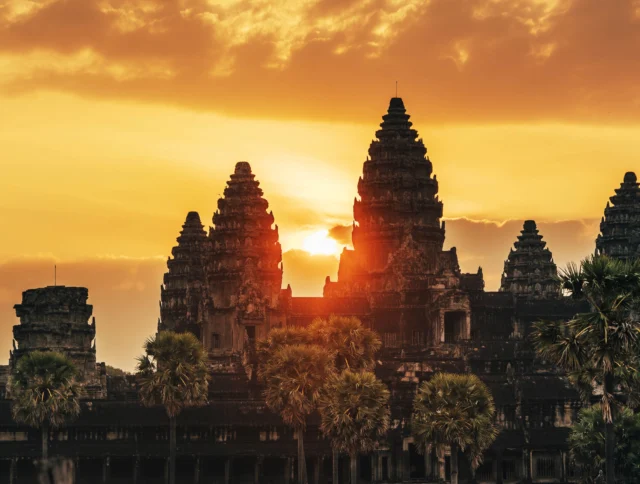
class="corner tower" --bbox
[500,220,560,300]
[596,172,640,261]
[159,212,210,337]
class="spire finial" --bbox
[395,80,398,97]
[54,265,57,286]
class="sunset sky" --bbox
[1,0,639,370]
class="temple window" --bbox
[533,452,559,480]
[444,311,465,343]
[412,331,424,346]
[211,333,220,349]
[245,326,256,344]
[383,332,398,347]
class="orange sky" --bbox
[1,0,639,370]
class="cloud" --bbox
[1,0,640,123]
[328,223,352,245]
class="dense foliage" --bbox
[411,373,498,484]
[319,370,390,484]
[136,331,209,484]
[532,255,640,484]
[570,405,640,483]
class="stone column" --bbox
[254,456,263,484]
[194,456,200,484]
[164,458,170,484]
[561,451,567,482]
[133,456,140,483]
[496,452,503,484]
[9,458,17,484]
[284,457,292,484]
[314,456,321,484]
[523,449,532,483]
[224,457,232,484]
[102,456,110,483]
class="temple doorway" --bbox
[444,311,466,343]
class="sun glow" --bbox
[302,230,340,256]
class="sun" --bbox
[303,230,339,256]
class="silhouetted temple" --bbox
[596,171,640,260]
[1,98,638,484]
[500,221,560,300]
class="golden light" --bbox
[302,230,340,256]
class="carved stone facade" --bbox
[596,171,640,261]
[9,286,106,399]
[159,162,288,357]
[500,221,561,300]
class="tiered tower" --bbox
[500,220,560,299]
[205,162,285,353]
[596,172,640,261]
[352,97,445,271]
[159,212,210,337]
[10,286,105,397]
[325,98,470,347]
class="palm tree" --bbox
[532,255,640,484]
[319,370,390,484]
[259,344,334,484]
[569,404,640,483]
[9,351,82,460]
[310,316,381,371]
[136,331,209,484]
[411,373,498,484]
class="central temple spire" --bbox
[352,97,444,270]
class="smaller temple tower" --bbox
[500,220,560,299]
[10,286,106,398]
[596,171,640,261]
[159,211,211,337]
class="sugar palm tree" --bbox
[9,351,82,460]
[259,344,334,484]
[319,370,390,484]
[310,316,381,371]
[411,373,498,484]
[532,255,640,484]
[570,404,640,483]
[136,331,209,484]
[311,315,382,483]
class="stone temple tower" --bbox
[324,98,471,348]
[159,162,289,355]
[205,161,285,353]
[500,220,560,300]
[159,211,211,337]
[10,286,106,398]
[596,172,640,261]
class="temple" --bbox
[1,97,638,484]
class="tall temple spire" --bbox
[596,171,640,261]
[352,97,444,270]
[160,211,210,336]
[500,220,560,299]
